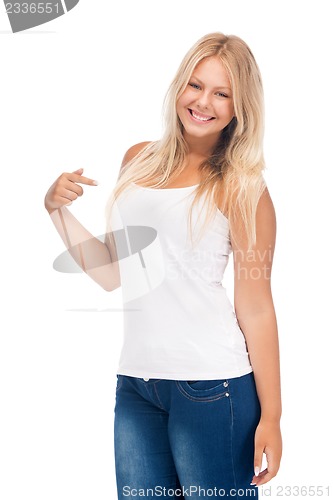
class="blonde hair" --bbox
[105,32,267,251]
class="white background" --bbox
[1,1,332,499]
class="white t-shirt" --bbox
[109,182,253,380]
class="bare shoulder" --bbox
[256,187,276,237]
[253,186,276,254]
[231,186,276,253]
[121,141,152,168]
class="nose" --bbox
[196,91,211,110]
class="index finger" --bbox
[68,173,99,186]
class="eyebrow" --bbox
[190,75,231,91]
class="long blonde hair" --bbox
[105,32,267,251]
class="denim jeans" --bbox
[114,372,261,499]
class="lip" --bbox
[187,108,215,124]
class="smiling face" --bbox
[176,56,234,150]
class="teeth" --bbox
[191,110,213,121]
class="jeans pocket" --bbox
[177,379,229,402]
[187,380,227,390]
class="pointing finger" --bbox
[68,172,99,186]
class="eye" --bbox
[216,92,228,98]
[188,82,201,90]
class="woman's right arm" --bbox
[44,167,120,292]
[45,143,151,291]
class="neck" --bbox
[183,133,218,158]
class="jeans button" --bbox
[143,378,149,382]
[223,381,229,387]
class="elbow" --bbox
[86,261,121,292]
[100,276,121,292]
[101,283,118,292]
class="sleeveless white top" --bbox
[109,182,253,380]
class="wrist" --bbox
[44,197,56,215]
[259,412,282,425]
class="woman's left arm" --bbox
[231,187,282,487]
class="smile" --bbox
[188,109,215,123]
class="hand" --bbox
[251,419,282,487]
[44,168,98,214]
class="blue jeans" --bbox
[114,372,261,499]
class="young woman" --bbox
[45,32,282,499]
